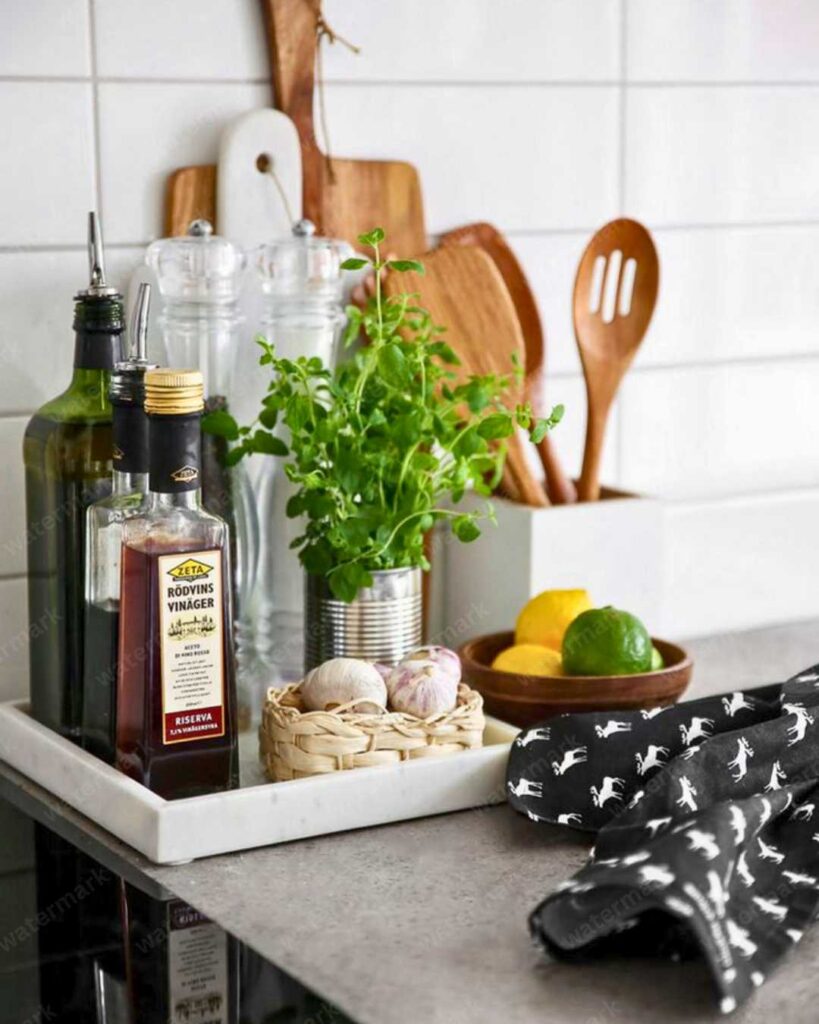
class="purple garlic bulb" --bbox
[400,645,461,684]
[387,658,459,719]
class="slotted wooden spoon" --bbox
[574,218,659,501]
[384,246,549,507]
[439,222,576,504]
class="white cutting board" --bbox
[215,107,303,430]
[217,107,302,251]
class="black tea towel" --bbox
[507,666,819,1015]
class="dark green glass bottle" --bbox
[24,213,124,739]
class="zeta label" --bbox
[167,557,214,579]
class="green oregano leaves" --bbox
[203,229,562,602]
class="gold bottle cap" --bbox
[144,368,204,415]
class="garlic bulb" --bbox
[302,658,387,714]
[400,645,461,684]
[387,659,459,719]
[372,662,392,683]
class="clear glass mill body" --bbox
[146,222,259,704]
[253,222,350,686]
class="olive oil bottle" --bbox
[24,213,124,739]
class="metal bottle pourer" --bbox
[128,282,153,364]
[77,211,121,299]
[110,283,157,401]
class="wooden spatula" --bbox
[384,246,549,507]
[574,218,659,502]
[438,222,576,505]
[261,0,426,255]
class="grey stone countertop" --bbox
[3,619,819,1024]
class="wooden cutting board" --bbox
[439,222,576,504]
[262,0,426,255]
[165,165,217,237]
[166,0,427,253]
[384,246,549,507]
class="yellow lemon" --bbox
[515,589,592,650]
[492,644,563,677]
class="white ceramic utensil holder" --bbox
[437,488,664,645]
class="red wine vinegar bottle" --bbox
[116,369,238,798]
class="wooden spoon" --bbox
[574,218,659,502]
[438,222,576,504]
[384,246,549,507]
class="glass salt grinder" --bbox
[253,220,351,686]
[146,221,259,705]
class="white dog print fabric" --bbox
[506,667,819,1015]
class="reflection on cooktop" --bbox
[0,798,354,1024]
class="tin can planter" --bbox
[304,567,423,671]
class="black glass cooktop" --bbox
[0,792,353,1024]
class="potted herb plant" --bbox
[206,229,562,669]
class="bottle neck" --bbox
[112,469,149,496]
[112,402,149,476]
[73,295,124,371]
[148,490,202,512]
[148,411,203,499]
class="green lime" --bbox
[650,645,664,671]
[562,606,652,676]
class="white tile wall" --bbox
[665,490,819,638]
[638,225,819,367]
[626,86,819,226]
[320,0,622,83]
[324,84,621,233]
[0,0,90,77]
[2,0,819,699]
[94,0,268,81]
[0,82,96,246]
[619,359,819,499]
[0,251,86,412]
[98,82,268,242]
[627,0,819,83]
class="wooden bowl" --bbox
[458,631,692,728]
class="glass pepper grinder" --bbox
[146,221,259,694]
[253,220,351,684]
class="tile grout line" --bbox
[5,74,819,88]
[614,0,629,488]
[0,242,152,254]
[3,218,819,255]
[86,0,104,225]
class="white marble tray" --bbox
[0,701,517,864]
